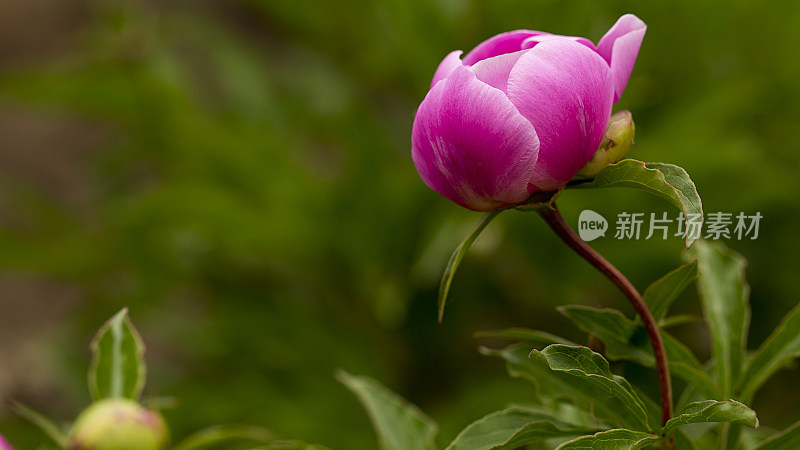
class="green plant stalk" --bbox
[537,203,674,430]
[438,210,500,323]
[9,400,69,448]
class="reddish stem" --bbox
[537,203,673,428]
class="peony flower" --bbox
[411,14,646,211]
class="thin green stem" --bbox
[9,400,69,449]
[438,211,500,323]
[537,203,674,430]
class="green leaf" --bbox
[483,344,652,431]
[540,345,652,431]
[662,400,758,435]
[643,261,698,323]
[692,240,749,399]
[474,328,578,346]
[515,401,605,429]
[9,400,69,448]
[660,336,722,400]
[753,420,800,450]
[573,159,703,247]
[659,314,701,329]
[557,306,720,399]
[88,307,147,401]
[336,370,438,450]
[170,424,331,450]
[557,306,651,364]
[673,429,699,450]
[438,211,500,323]
[740,303,800,403]
[445,408,596,450]
[555,429,660,449]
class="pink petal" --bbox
[596,14,647,103]
[506,38,614,191]
[469,49,527,93]
[0,434,12,450]
[522,34,596,51]
[412,65,540,211]
[462,30,545,66]
[430,50,464,89]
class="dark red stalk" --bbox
[537,203,673,429]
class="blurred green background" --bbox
[1,0,799,448]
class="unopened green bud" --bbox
[69,398,168,450]
[576,110,636,178]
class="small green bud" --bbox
[69,398,168,450]
[576,110,636,178]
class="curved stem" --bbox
[537,203,673,429]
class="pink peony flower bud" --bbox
[68,398,168,450]
[0,433,13,450]
[412,15,646,210]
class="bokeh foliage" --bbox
[1,0,798,448]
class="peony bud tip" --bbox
[68,398,168,450]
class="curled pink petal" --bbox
[522,34,596,51]
[412,65,540,211]
[462,30,544,66]
[596,14,647,102]
[430,50,464,89]
[469,49,527,93]
[506,38,614,191]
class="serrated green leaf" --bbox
[692,240,749,399]
[438,211,499,323]
[445,408,597,450]
[555,429,660,449]
[558,306,720,399]
[753,420,800,450]
[474,328,578,346]
[662,400,758,435]
[572,159,703,247]
[540,345,652,431]
[336,370,438,450]
[481,344,653,431]
[643,261,698,323]
[740,303,800,403]
[88,307,147,401]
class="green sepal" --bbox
[88,307,147,401]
